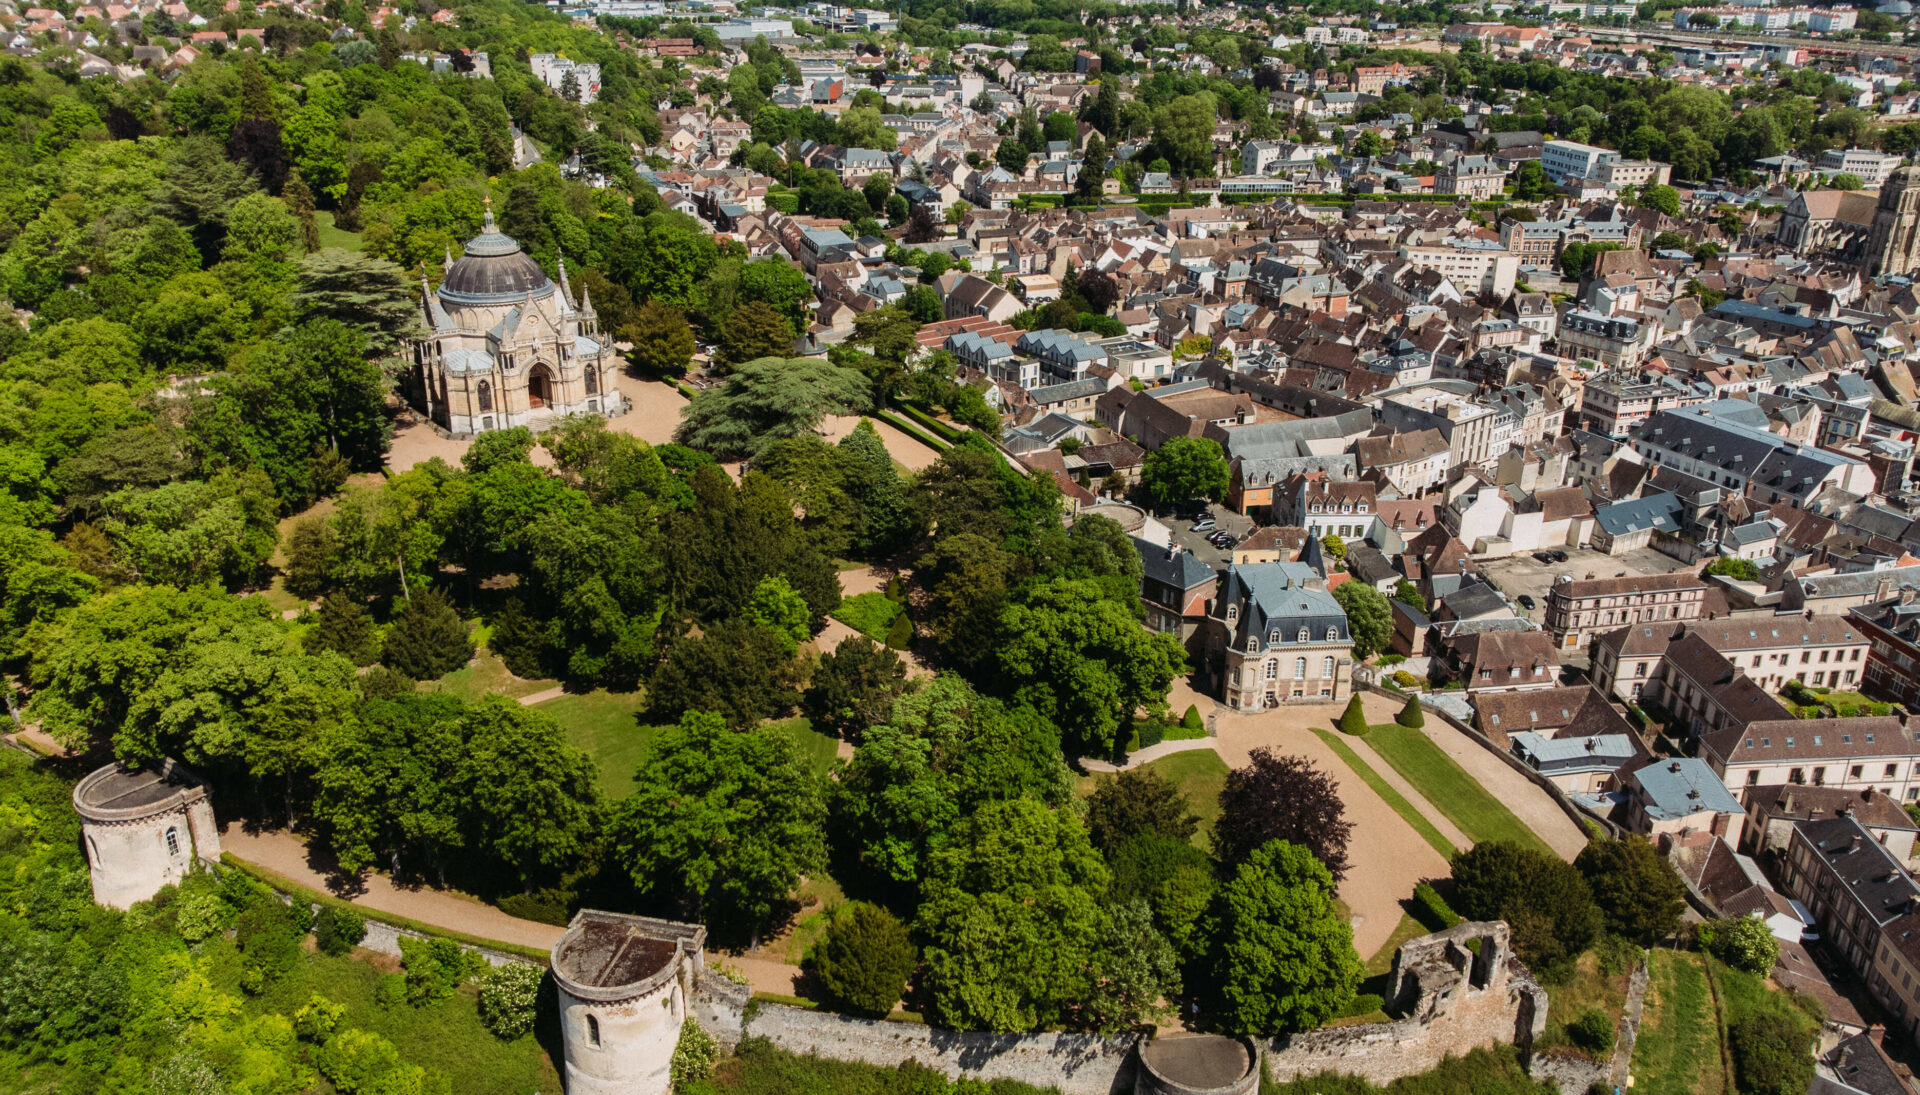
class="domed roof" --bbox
[439,210,553,304]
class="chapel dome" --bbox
[439,211,554,304]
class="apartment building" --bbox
[1597,158,1672,189]
[1397,239,1518,296]
[1590,616,1870,702]
[1704,716,1920,799]
[1578,371,1711,438]
[1285,475,1379,541]
[1541,139,1620,182]
[1779,816,1920,992]
[1380,389,1515,472]
[1820,147,1904,187]
[1635,402,1878,506]
[1545,571,1708,652]
[1557,310,1653,370]
[1852,591,1920,709]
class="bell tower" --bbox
[1865,166,1920,278]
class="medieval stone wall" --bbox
[691,922,1545,1095]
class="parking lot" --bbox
[1476,544,1695,629]
[1164,502,1256,572]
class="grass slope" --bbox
[541,692,840,797]
[1632,949,1724,1095]
[1362,723,1551,855]
[1137,749,1231,850]
[1309,728,1457,859]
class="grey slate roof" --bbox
[1219,563,1351,654]
[1595,492,1685,538]
[1632,758,1744,820]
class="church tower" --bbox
[1866,166,1920,278]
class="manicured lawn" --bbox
[1138,749,1230,849]
[829,591,903,641]
[540,696,839,797]
[538,690,657,795]
[1363,723,1552,855]
[770,716,841,776]
[1632,949,1724,1095]
[1364,912,1429,978]
[1310,728,1457,860]
[317,209,364,251]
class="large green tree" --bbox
[1139,437,1230,506]
[997,578,1187,757]
[1209,839,1362,1036]
[673,357,870,461]
[1331,580,1392,660]
[614,710,826,942]
[1574,835,1685,945]
[914,798,1111,1032]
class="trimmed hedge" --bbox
[1334,992,1387,1019]
[1337,695,1370,736]
[894,401,967,442]
[1396,695,1426,728]
[1412,882,1465,933]
[871,409,950,453]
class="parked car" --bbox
[1190,518,1217,532]
[1532,551,1554,564]
[1517,595,1536,610]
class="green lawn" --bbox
[316,209,364,251]
[1310,728,1457,859]
[1542,951,1631,1059]
[423,649,560,705]
[830,591,904,641]
[1138,749,1230,849]
[538,690,657,795]
[1632,949,1724,1095]
[1362,723,1552,855]
[538,694,839,797]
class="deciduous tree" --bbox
[1214,749,1354,879]
[1209,839,1361,1035]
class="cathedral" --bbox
[408,208,626,436]
[1865,166,1920,279]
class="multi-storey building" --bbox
[1557,310,1653,370]
[1285,475,1379,542]
[1578,371,1710,438]
[1545,571,1708,652]
[1440,155,1507,201]
[1852,590,1920,709]
[1778,816,1920,994]
[1541,139,1619,182]
[1205,562,1355,709]
[1634,401,1878,506]
[1592,616,1871,703]
[1821,147,1904,188]
[1596,158,1672,189]
[1704,716,1920,798]
[1397,239,1518,296]
[1380,389,1514,472]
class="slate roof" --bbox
[1631,758,1744,820]
[1595,492,1685,538]
[1219,563,1351,653]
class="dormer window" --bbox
[1246,637,1259,653]
[1298,628,1310,642]
[1226,605,1238,621]
[1357,504,1368,513]
[1327,627,1338,641]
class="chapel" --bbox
[408,207,625,436]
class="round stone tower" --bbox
[550,910,707,1095]
[72,758,221,911]
[1135,1034,1261,1095]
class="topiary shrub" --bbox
[1181,704,1203,731]
[884,611,912,650]
[314,906,366,956]
[1391,670,1419,688]
[1396,695,1425,728]
[1337,695,1369,735]
[1568,1007,1615,1054]
[884,575,907,603]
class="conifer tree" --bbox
[381,588,474,680]
[303,593,378,665]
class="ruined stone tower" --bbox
[550,910,706,1095]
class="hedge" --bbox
[219,853,553,963]
[871,409,950,453]
[893,401,967,442]
[1412,882,1465,933]
[1333,992,1387,1019]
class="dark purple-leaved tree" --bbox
[1213,749,1354,880]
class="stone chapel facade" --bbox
[408,210,626,436]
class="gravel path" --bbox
[1205,692,1455,958]
[220,828,566,951]
[1418,714,1590,860]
